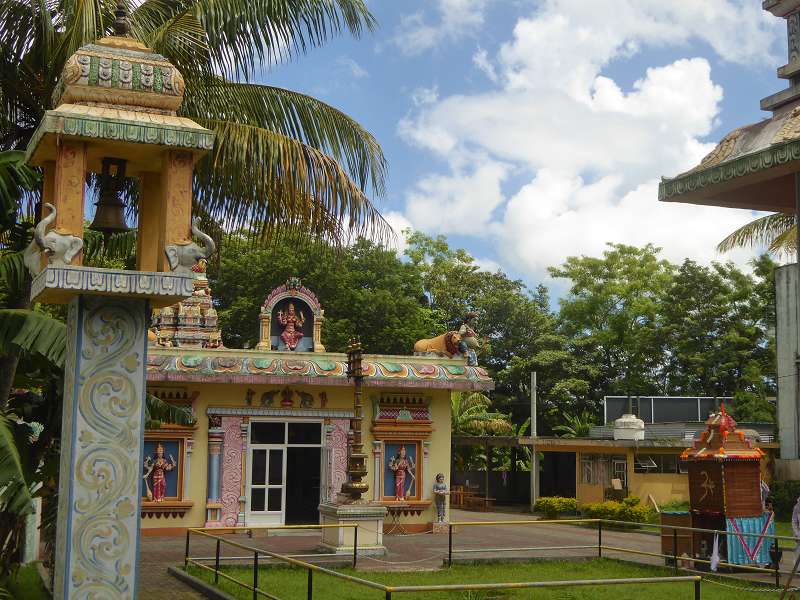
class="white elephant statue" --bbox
[164,217,216,275]
[23,203,83,276]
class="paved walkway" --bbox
[138,509,795,597]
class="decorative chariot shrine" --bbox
[679,407,773,566]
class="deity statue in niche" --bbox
[433,473,448,523]
[277,302,305,350]
[388,445,416,500]
[143,442,177,502]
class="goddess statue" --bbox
[143,442,177,502]
[388,445,416,500]
[277,302,305,350]
[457,312,480,367]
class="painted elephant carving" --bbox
[23,203,83,276]
[165,217,215,275]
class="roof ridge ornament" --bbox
[113,0,131,36]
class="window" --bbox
[634,454,683,474]
[581,456,594,484]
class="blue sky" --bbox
[262,1,786,293]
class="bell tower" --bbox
[23,5,214,598]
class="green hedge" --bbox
[770,480,800,520]
[534,496,578,519]
[581,496,653,524]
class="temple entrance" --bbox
[246,419,322,525]
[285,447,322,524]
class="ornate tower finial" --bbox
[113,0,131,36]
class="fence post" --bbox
[597,521,602,558]
[307,568,313,600]
[672,528,678,573]
[184,530,190,568]
[215,538,221,584]
[253,551,259,600]
[385,592,391,600]
[448,523,453,567]
[694,578,701,600]
[353,525,358,569]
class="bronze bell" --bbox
[89,157,129,235]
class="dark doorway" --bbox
[285,447,321,524]
[540,452,576,498]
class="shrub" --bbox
[581,496,652,524]
[770,480,800,520]
[534,496,578,519]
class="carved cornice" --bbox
[659,138,800,203]
[141,500,193,518]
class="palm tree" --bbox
[552,410,596,438]
[0,0,389,242]
[717,213,796,256]
[451,392,513,436]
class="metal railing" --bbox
[447,517,795,589]
[185,524,705,599]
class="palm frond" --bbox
[0,150,38,228]
[0,252,28,299]
[717,212,796,255]
[0,412,33,515]
[144,393,195,429]
[183,81,386,197]
[0,309,66,368]
[82,229,137,263]
[194,119,390,244]
[184,0,375,79]
[132,2,211,75]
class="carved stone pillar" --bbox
[423,441,432,501]
[256,310,271,350]
[53,296,147,599]
[205,418,223,527]
[238,418,249,525]
[372,441,382,498]
[136,172,162,271]
[158,151,193,271]
[53,141,87,263]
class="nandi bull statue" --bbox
[165,217,215,275]
[23,203,84,276]
[414,311,481,366]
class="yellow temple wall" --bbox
[141,382,453,533]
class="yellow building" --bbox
[528,426,776,508]
[141,277,493,535]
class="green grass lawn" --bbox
[187,557,781,599]
[0,563,49,600]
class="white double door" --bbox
[245,419,322,525]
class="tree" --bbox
[552,411,596,438]
[549,243,675,404]
[212,235,440,354]
[450,392,512,436]
[658,258,775,401]
[0,0,389,243]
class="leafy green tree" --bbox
[550,243,675,403]
[658,258,775,402]
[212,235,440,354]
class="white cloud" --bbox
[472,47,498,82]
[393,0,489,56]
[336,56,368,79]
[410,85,439,107]
[393,0,780,281]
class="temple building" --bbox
[141,277,493,534]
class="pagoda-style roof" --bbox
[681,407,765,461]
[146,347,494,391]
[659,0,800,212]
[26,30,213,172]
